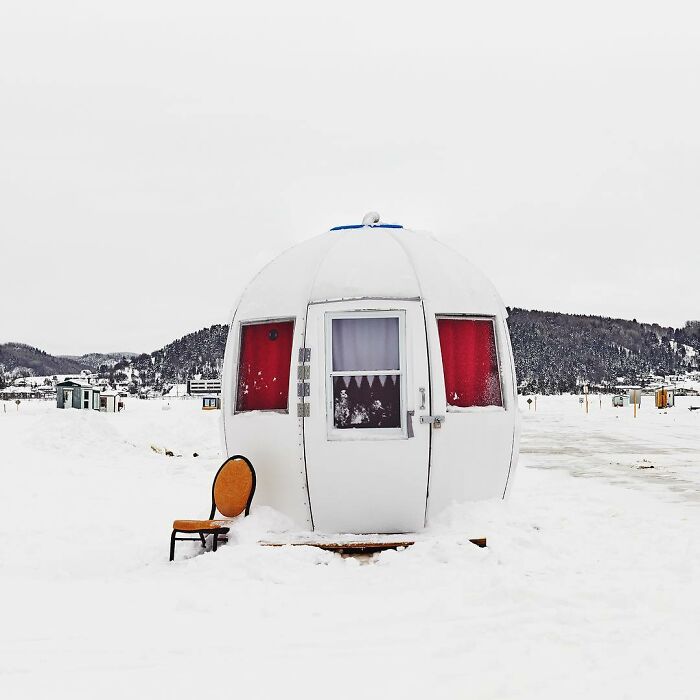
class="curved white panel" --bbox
[221,223,520,533]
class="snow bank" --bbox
[1,396,699,699]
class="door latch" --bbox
[419,415,445,428]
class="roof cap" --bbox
[330,211,403,231]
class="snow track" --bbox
[1,397,699,699]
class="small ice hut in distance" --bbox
[221,214,520,534]
[56,380,100,410]
[655,387,675,409]
[99,390,124,413]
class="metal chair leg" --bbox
[199,533,206,548]
[212,533,218,552]
[169,531,177,561]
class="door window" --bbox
[236,320,294,412]
[328,314,404,432]
[83,390,90,408]
[437,317,503,408]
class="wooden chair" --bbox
[170,455,256,561]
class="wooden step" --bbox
[259,538,486,554]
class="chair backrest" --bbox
[210,455,256,518]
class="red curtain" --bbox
[437,318,503,407]
[236,321,294,411]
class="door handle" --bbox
[419,387,426,410]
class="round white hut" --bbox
[221,214,520,534]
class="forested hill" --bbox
[134,311,700,393]
[508,308,700,393]
[3,312,700,394]
[127,325,229,387]
[0,343,88,379]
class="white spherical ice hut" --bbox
[221,214,520,534]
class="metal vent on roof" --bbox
[330,213,403,232]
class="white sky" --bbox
[1,1,699,355]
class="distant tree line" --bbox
[507,309,700,394]
[127,325,228,389]
[4,314,700,395]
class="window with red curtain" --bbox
[437,318,503,408]
[236,320,294,412]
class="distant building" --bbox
[616,385,642,406]
[187,379,221,396]
[163,384,187,398]
[202,396,221,410]
[1,386,51,401]
[56,380,101,410]
[655,387,675,409]
[99,390,124,412]
[56,381,125,411]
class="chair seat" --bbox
[169,455,256,561]
[172,519,232,532]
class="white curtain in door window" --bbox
[332,318,400,372]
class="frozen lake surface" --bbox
[522,394,700,501]
[1,395,699,699]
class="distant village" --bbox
[2,310,699,407]
[2,363,699,412]
[569,371,700,398]
[0,370,222,411]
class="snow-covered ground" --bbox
[1,395,699,699]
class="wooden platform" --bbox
[260,538,486,555]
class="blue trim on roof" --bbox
[330,223,404,231]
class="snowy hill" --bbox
[509,309,700,393]
[129,324,228,388]
[132,313,700,393]
[0,342,89,383]
[3,314,700,393]
[60,351,140,370]
[138,313,699,393]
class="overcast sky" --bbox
[1,1,699,355]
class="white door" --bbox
[303,300,431,533]
[63,390,73,408]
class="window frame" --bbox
[325,310,407,440]
[234,317,296,415]
[436,314,505,412]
